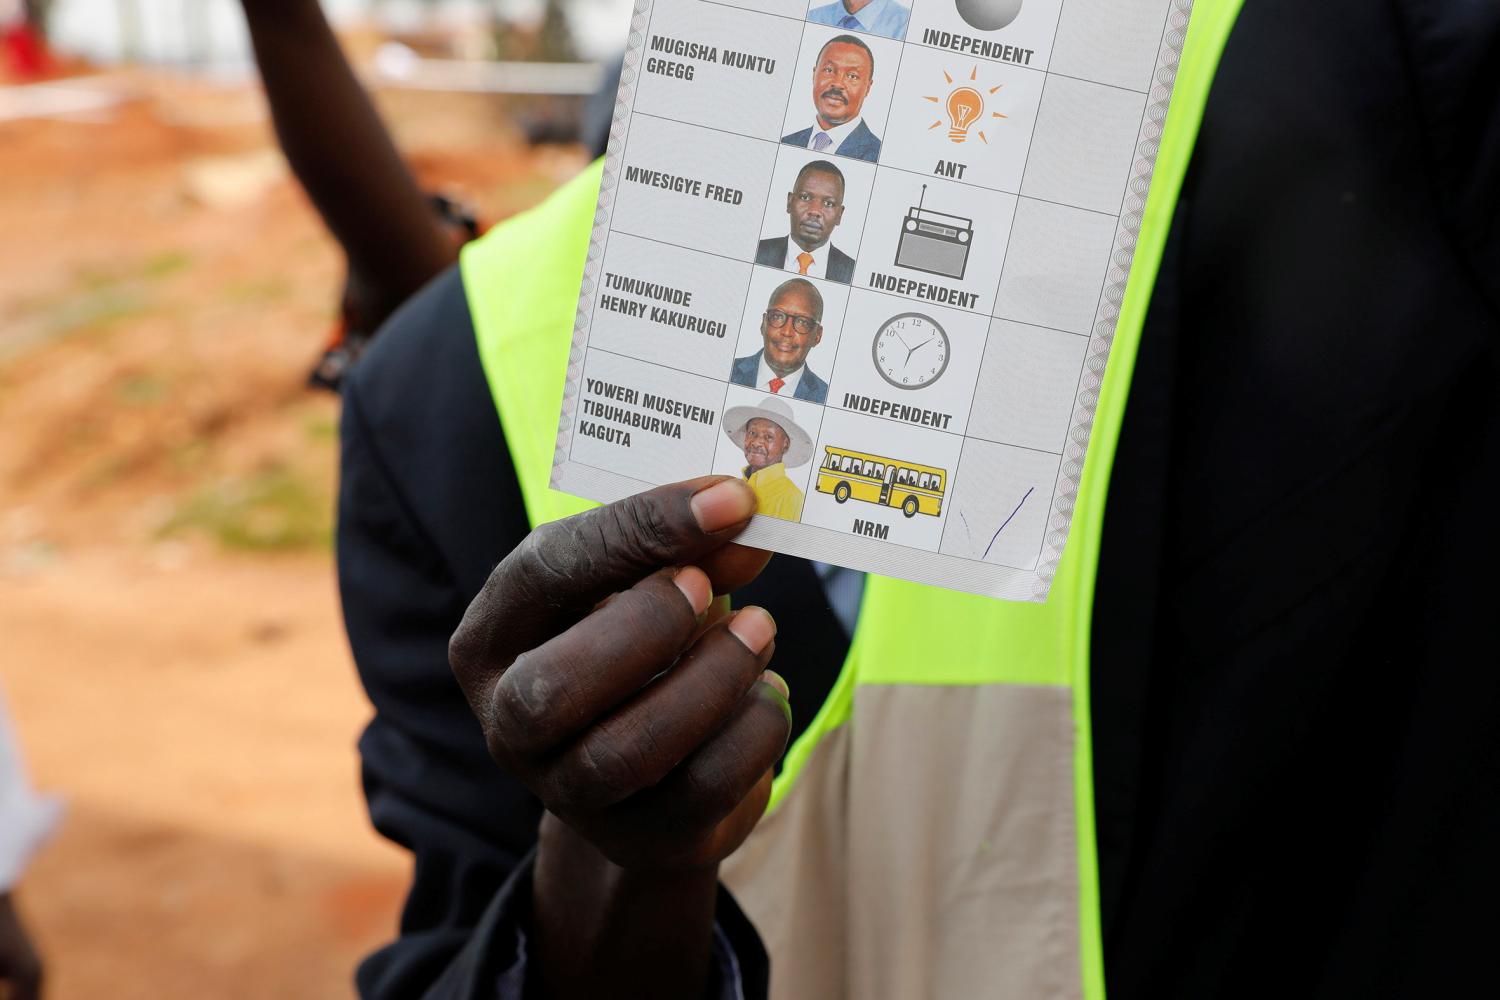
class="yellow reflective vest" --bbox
[460,4,1244,995]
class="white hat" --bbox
[722,396,814,468]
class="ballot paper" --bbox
[551,0,1197,601]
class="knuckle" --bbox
[692,631,760,698]
[551,738,639,812]
[513,521,590,595]
[615,585,687,647]
[599,711,672,784]
[756,686,794,742]
[609,493,686,563]
[489,656,566,756]
[681,755,745,821]
[447,620,484,678]
[482,726,515,770]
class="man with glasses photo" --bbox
[730,278,830,404]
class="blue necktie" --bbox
[839,14,862,30]
[812,131,834,152]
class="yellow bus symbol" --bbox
[815,447,947,518]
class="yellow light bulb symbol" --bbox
[946,86,983,143]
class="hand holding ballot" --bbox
[447,476,790,996]
[449,477,787,870]
[560,0,1200,600]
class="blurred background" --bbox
[0,1,627,995]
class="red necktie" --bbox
[769,377,786,394]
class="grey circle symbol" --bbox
[873,312,951,391]
[955,0,1024,32]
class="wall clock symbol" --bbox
[873,313,950,390]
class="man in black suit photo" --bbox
[781,34,882,163]
[756,160,855,284]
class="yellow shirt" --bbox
[745,462,804,522]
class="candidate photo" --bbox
[758,159,856,284]
[782,34,882,162]
[730,278,830,404]
[807,0,911,41]
[722,396,813,522]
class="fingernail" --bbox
[728,607,776,654]
[760,669,790,700]
[690,479,755,533]
[673,566,712,617]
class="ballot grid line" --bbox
[1030,0,1181,585]
[706,17,818,490]
[604,192,1102,335]
[569,0,1182,574]
[805,15,915,476]
[607,0,1081,569]
[578,285,1075,457]
[566,0,663,469]
[573,313,1080,458]
[938,0,1072,568]
[561,448,1046,573]
[698,0,1154,98]
[586,226,1089,457]
[624,108,1127,221]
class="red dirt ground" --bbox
[0,68,583,998]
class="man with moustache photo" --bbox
[729,278,830,404]
[756,160,855,284]
[782,34,882,162]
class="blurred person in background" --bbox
[236,0,485,392]
[1,0,51,80]
[332,0,1500,997]
[0,688,61,1000]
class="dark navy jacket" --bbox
[728,350,830,404]
[338,2,1500,996]
[755,235,856,284]
[780,119,882,162]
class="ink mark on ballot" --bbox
[551,0,1201,601]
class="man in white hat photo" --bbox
[722,396,814,522]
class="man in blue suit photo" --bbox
[807,0,911,40]
[730,278,830,404]
[782,34,882,163]
[756,160,856,284]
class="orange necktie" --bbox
[797,252,814,275]
[769,377,786,394]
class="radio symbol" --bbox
[894,185,974,282]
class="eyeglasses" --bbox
[765,309,820,335]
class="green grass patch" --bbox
[42,287,148,339]
[160,465,332,553]
[302,414,338,444]
[141,252,194,280]
[116,372,171,405]
[225,276,293,306]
